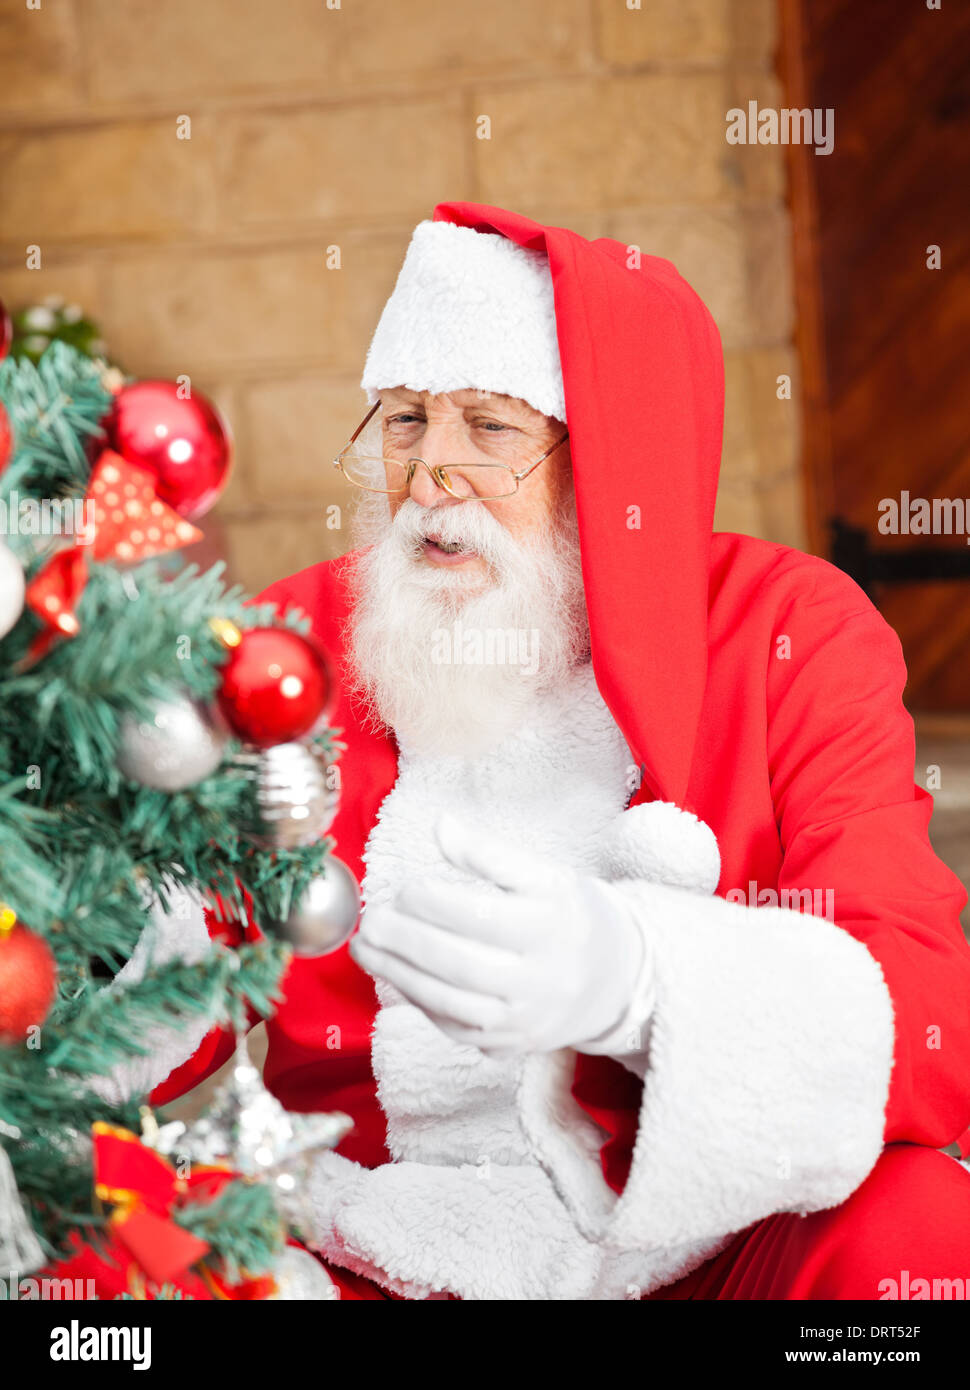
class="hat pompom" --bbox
[598,801,721,896]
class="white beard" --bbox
[344,491,590,757]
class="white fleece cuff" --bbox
[518,879,896,1296]
[602,880,896,1250]
[304,1145,603,1300]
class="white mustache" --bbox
[346,484,591,756]
[389,497,521,567]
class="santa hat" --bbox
[361,219,567,423]
[360,204,725,809]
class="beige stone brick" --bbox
[0,120,220,246]
[750,349,797,450]
[610,206,751,349]
[712,483,763,540]
[742,205,794,345]
[717,346,804,538]
[743,346,800,480]
[722,346,800,484]
[217,95,464,231]
[0,263,104,323]
[337,0,594,85]
[475,73,737,211]
[614,205,792,354]
[242,374,366,508]
[722,351,760,483]
[595,0,730,65]
[757,467,808,549]
[721,71,788,202]
[82,0,593,108]
[221,513,346,595]
[0,1,84,113]
[83,0,341,106]
[99,236,402,377]
[729,0,779,67]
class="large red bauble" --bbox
[0,923,57,1044]
[217,628,335,748]
[105,380,232,521]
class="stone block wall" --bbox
[0,0,802,592]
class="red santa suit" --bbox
[153,202,970,1299]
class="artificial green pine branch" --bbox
[0,341,112,508]
[0,337,345,1282]
[42,939,289,1076]
[175,1178,287,1282]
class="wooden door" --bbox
[779,0,970,709]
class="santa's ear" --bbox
[598,802,720,896]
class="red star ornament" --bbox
[88,449,202,563]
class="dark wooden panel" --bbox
[878,582,970,709]
[781,0,970,709]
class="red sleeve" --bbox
[767,564,970,1146]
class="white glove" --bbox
[349,813,654,1057]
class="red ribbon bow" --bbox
[90,1122,274,1298]
[22,449,202,664]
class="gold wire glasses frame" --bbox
[333,401,570,502]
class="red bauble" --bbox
[0,298,11,361]
[0,922,57,1044]
[105,380,232,521]
[217,628,335,748]
[0,399,12,472]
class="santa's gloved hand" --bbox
[349,814,654,1056]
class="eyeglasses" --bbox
[333,401,569,501]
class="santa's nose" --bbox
[406,458,453,508]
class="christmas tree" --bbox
[0,319,353,1300]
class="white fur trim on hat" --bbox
[361,219,567,424]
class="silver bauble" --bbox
[272,1245,339,1301]
[0,1139,45,1275]
[241,741,340,849]
[0,540,25,641]
[117,692,229,791]
[265,855,361,957]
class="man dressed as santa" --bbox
[158,203,970,1300]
